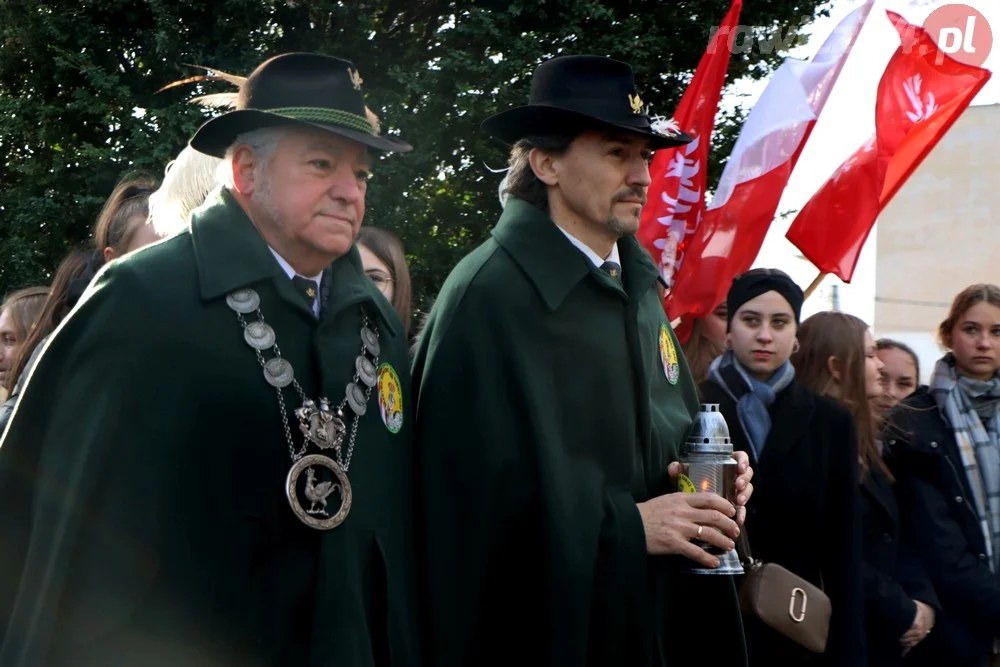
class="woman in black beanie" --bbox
[700,268,865,666]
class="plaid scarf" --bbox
[930,354,1000,571]
[708,350,796,460]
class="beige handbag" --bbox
[737,529,832,654]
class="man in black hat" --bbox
[412,55,752,666]
[0,53,420,666]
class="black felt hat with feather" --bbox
[160,53,409,157]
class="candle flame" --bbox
[700,479,711,492]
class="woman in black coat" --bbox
[792,312,939,666]
[886,284,1000,667]
[700,269,865,667]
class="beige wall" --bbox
[875,104,1000,382]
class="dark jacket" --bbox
[885,387,1000,667]
[860,464,939,667]
[0,189,420,666]
[412,199,747,667]
[700,379,866,667]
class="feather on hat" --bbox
[158,61,384,136]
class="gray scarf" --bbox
[930,353,1000,571]
[708,350,796,460]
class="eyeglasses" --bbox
[366,271,394,289]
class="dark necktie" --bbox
[291,275,318,311]
[600,261,622,283]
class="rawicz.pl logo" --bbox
[922,4,993,67]
[706,22,808,56]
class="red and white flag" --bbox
[666,0,874,323]
[637,0,742,291]
[785,11,992,282]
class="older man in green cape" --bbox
[0,53,420,666]
[412,56,753,666]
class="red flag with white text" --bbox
[637,0,742,293]
[666,1,874,324]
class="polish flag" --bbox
[785,11,992,282]
[666,0,874,323]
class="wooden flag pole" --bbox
[803,271,827,300]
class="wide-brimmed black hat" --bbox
[190,53,411,157]
[481,55,692,150]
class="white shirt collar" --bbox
[267,247,323,316]
[555,225,621,271]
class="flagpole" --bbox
[803,271,827,300]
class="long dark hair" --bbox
[357,226,412,335]
[792,311,890,481]
[4,248,100,393]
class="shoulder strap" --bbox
[736,524,825,590]
[736,524,755,567]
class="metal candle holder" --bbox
[680,403,744,576]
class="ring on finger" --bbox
[696,525,703,538]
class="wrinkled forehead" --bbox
[283,126,372,166]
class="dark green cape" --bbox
[411,199,747,666]
[0,189,420,666]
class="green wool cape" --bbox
[411,199,747,667]
[0,189,420,667]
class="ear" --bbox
[528,147,560,187]
[102,246,117,263]
[826,355,842,383]
[230,145,259,196]
[942,330,953,349]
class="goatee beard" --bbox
[606,215,639,238]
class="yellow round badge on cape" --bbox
[659,324,680,385]
[377,363,404,434]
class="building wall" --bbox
[875,104,1000,384]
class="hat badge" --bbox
[349,67,363,91]
[628,92,644,115]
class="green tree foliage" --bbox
[0,0,829,309]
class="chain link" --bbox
[341,323,379,471]
[233,300,378,471]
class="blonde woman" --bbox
[886,284,1000,667]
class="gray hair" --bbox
[501,134,574,214]
[149,145,224,236]
[216,126,288,190]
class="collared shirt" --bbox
[268,247,323,316]
[555,225,622,275]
